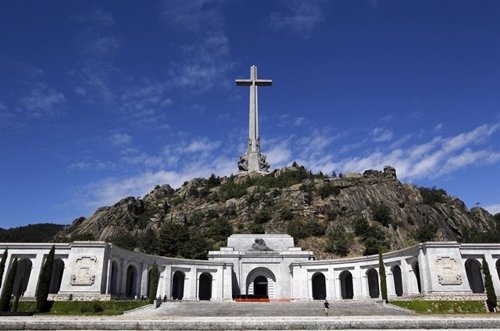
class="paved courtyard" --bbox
[125,300,414,317]
[1,301,500,330]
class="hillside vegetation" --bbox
[0,223,65,243]
[54,164,500,259]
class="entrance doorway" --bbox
[253,276,268,298]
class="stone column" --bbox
[360,272,369,299]
[327,266,336,300]
[353,266,363,300]
[417,250,430,295]
[387,268,396,297]
[163,265,171,299]
[222,264,233,300]
[140,263,149,298]
[105,258,112,295]
[119,258,126,296]
[25,254,44,297]
[184,268,194,300]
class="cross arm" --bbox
[235,79,252,86]
[235,79,272,86]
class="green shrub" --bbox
[36,245,55,312]
[254,209,271,224]
[419,186,447,205]
[379,251,388,303]
[318,183,340,199]
[415,224,438,242]
[370,202,393,227]
[247,222,265,234]
[325,225,350,256]
[148,262,159,304]
[482,257,497,311]
[0,258,17,312]
[279,209,294,221]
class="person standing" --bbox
[324,299,329,316]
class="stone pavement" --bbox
[125,300,414,317]
[1,301,499,330]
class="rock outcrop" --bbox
[54,165,498,258]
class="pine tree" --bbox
[36,245,55,312]
[482,256,497,312]
[378,250,388,303]
[0,249,7,288]
[0,258,17,312]
[148,262,159,304]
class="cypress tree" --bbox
[148,262,159,304]
[0,249,7,288]
[482,256,497,312]
[378,250,388,303]
[36,245,55,312]
[0,258,18,312]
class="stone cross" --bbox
[235,65,271,173]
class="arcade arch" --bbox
[125,264,138,298]
[366,268,379,299]
[172,271,186,300]
[199,272,212,300]
[391,265,403,297]
[311,272,326,300]
[49,258,64,293]
[465,259,484,293]
[411,262,422,293]
[13,258,32,297]
[339,270,354,299]
[246,267,276,299]
[109,260,120,295]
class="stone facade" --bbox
[1,237,499,301]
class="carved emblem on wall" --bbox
[435,256,462,285]
[70,256,97,286]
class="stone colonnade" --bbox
[1,241,500,301]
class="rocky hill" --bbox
[54,164,500,259]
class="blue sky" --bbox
[1,0,500,228]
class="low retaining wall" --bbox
[1,317,500,330]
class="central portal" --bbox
[245,267,276,299]
[253,276,268,298]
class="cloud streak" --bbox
[270,0,326,38]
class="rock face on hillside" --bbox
[54,165,498,258]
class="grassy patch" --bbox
[391,300,487,314]
[17,300,148,315]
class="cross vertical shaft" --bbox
[235,65,272,173]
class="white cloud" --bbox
[270,0,326,38]
[19,82,65,117]
[72,9,119,104]
[266,141,292,168]
[86,36,120,57]
[79,155,236,208]
[183,138,221,153]
[276,122,500,182]
[483,204,500,215]
[110,133,132,146]
[162,1,233,93]
[371,127,393,142]
[67,160,115,172]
